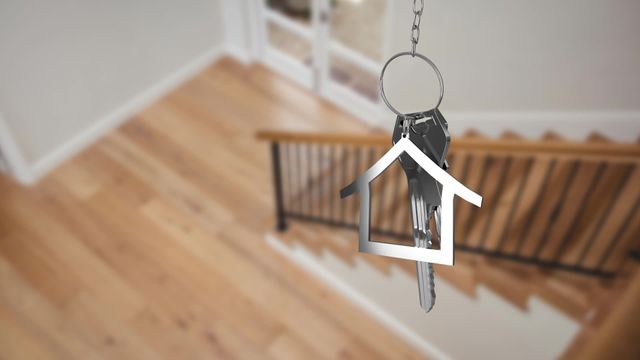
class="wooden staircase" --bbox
[277,220,604,320]
[258,129,640,358]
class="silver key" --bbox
[393,109,450,312]
[409,180,437,312]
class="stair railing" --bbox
[258,130,640,278]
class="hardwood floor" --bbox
[0,58,426,359]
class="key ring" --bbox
[379,51,445,116]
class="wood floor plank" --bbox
[0,256,97,359]
[138,198,388,359]
[0,57,423,359]
[0,300,58,360]
[266,332,324,360]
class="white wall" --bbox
[382,0,640,141]
[0,0,225,180]
[222,0,252,61]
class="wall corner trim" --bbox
[225,43,252,64]
[0,114,35,185]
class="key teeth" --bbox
[425,263,436,313]
[417,261,436,313]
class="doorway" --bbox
[254,0,392,121]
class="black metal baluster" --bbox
[307,143,313,216]
[315,144,326,219]
[328,145,336,224]
[374,159,389,233]
[462,155,493,245]
[351,147,362,225]
[532,160,581,257]
[452,154,472,240]
[285,143,294,216]
[596,196,640,271]
[319,144,326,220]
[618,242,640,274]
[391,161,408,236]
[552,162,606,262]
[575,165,634,267]
[477,157,513,248]
[367,147,378,230]
[458,154,472,184]
[297,142,304,215]
[386,163,403,235]
[271,142,287,231]
[340,145,350,225]
[495,157,534,251]
[368,146,377,168]
[513,159,557,255]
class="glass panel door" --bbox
[259,0,316,88]
[329,0,386,62]
[323,0,389,105]
[255,0,391,118]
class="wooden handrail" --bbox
[257,130,390,145]
[256,130,640,163]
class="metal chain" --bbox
[410,0,425,56]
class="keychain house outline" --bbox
[341,137,482,266]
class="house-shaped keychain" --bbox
[340,136,482,266]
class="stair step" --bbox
[462,129,485,138]
[535,272,596,320]
[435,252,478,297]
[586,132,611,143]
[262,128,640,326]
[541,131,565,141]
[278,220,623,321]
[319,226,357,266]
[476,259,532,310]
[499,130,523,140]
[288,224,324,256]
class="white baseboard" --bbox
[28,45,227,181]
[225,44,252,64]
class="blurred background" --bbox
[0,0,639,359]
